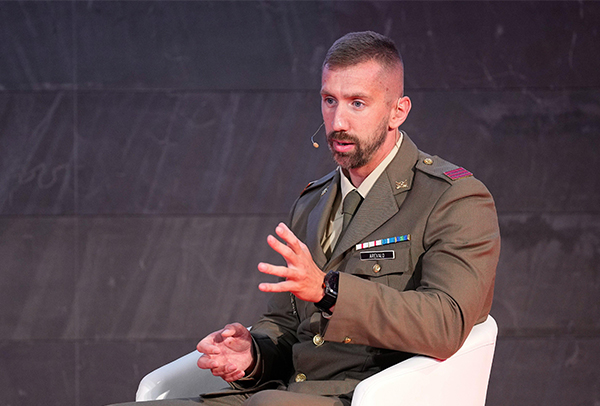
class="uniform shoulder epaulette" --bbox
[416,153,473,183]
[299,170,336,196]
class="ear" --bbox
[388,96,411,129]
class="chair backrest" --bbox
[352,315,498,406]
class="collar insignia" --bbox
[396,180,408,190]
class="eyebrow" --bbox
[347,92,370,100]
[320,89,371,100]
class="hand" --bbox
[258,222,326,303]
[196,323,254,382]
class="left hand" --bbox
[258,222,326,303]
[196,323,254,382]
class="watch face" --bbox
[325,271,339,295]
[316,271,339,314]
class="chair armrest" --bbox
[136,351,227,401]
[351,315,498,406]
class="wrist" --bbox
[315,271,339,315]
[240,337,260,380]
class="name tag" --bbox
[360,250,395,261]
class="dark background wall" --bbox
[1,1,598,405]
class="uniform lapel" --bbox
[306,171,340,268]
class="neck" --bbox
[346,129,398,187]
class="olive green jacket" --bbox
[246,135,500,397]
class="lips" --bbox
[332,139,355,153]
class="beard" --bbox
[326,118,389,170]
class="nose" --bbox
[331,106,349,133]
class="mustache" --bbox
[326,131,359,143]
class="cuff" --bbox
[231,336,262,389]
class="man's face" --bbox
[320,60,396,171]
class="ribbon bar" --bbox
[355,234,411,251]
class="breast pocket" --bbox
[343,242,414,291]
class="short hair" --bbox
[322,31,403,72]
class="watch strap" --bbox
[315,271,339,314]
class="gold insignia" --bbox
[423,157,434,165]
[395,180,408,190]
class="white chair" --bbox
[136,315,498,405]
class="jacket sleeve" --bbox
[322,177,500,359]
[232,196,307,387]
[244,291,300,385]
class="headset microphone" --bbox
[310,122,325,148]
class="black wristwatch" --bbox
[315,271,339,315]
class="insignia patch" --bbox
[355,234,410,251]
[444,167,473,181]
[396,180,408,190]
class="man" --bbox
[117,31,500,406]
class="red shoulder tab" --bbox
[443,167,473,181]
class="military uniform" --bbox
[243,134,501,400]
[113,135,500,406]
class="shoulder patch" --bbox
[443,167,473,181]
[416,153,474,184]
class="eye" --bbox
[323,97,336,106]
[352,100,365,108]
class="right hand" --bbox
[196,323,254,382]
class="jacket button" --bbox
[295,373,307,382]
[313,334,324,347]
[343,336,352,344]
[372,264,381,273]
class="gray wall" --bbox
[1,1,599,405]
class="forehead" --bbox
[321,60,386,96]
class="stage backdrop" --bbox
[1,1,599,405]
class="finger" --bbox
[259,280,295,293]
[220,322,246,340]
[196,341,221,355]
[275,223,303,253]
[210,362,241,379]
[266,234,295,260]
[222,370,246,382]
[258,262,290,279]
[208,363,230,376]
[211,363,236,375]
[220,326,235,338]
[197,354,218,370]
